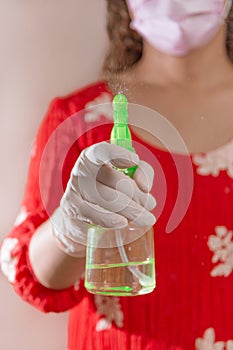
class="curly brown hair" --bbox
[102,0,142,75]
[102,0,233,75]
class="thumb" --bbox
[85,141,140,169]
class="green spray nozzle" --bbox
[112,93,128,124]
[110,93,137,178]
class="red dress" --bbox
[1,81,233,349]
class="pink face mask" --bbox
[126,0,232,56]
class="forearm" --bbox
[28,219,86,290]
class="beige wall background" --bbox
[0,1,107,349]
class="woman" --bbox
[1,0,233,349]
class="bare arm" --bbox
[28,219,85,290]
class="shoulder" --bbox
[37,80,113,149]
[54,80,113,116]
[40,80,114,149]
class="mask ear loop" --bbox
[223,0,232,19]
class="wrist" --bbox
[51,207,87,258]
[52,228,87,258]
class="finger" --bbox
[79,180,156,227]
[84,141,139,168]
[61,185,128,228]
[71,146,155,213]
[95,165,156,210]
[133,160,154,192]
[72,162,156,213]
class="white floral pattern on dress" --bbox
[192,141,233,178]
[73,279,80,291]
[226,341,233,350]
[94,295,124,331]
[84,92,113,123]
[208,226,233,277]
[0,237,19,283]
[195,328,233,350]
[30,139,37,158]
[13,206,29,227]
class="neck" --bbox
[131,27,232,89]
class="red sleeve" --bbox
[0,81,113,313]
[0,97,87,313]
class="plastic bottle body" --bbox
[84,225,156,296]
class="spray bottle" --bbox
[85,94,156,296]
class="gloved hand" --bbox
[51,141,156,257]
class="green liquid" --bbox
[85,258,155,296]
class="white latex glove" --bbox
[51,141,156,257]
